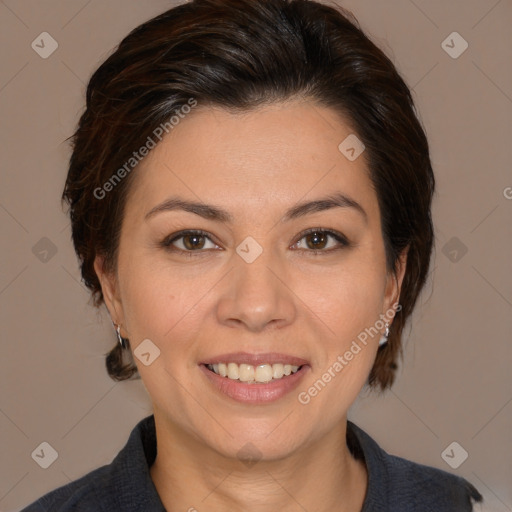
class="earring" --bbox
[112,320,127,349]
[379,322,390,347]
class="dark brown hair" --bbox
[62,0,435,390]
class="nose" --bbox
[216,248,296,333]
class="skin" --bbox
[95,99,407,512]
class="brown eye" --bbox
[304,231,328,250]
[162,230,218,252]
[182,233,206,250]
[292,228,349,253]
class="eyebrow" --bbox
[144,192,368,224]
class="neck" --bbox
[149,415,367,512]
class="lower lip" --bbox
[199,364,310,404]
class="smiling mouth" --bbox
[204,362,304,384]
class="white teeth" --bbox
[272,364,284,379]
[255,364,273,383]
[227,362,239,379]
[239,364,254,382]
[218,363,227,377]
[206,362,301,383]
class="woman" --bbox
[21,0,483,510]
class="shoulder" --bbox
[347,420,483,512]
[19,415,164,511]
[382,449,483,510]
[18,464,114,511]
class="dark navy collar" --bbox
[107,414,164,510]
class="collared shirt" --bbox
[20,415,483,511]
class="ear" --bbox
[94,254,125,328]
[383,245,408,314]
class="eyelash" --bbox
[161,228,350,256]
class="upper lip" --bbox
[201,352,309,367]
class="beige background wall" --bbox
[0,0,510,510]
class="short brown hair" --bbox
[62,0,435,390]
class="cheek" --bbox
[295,259,386,348]
[293,266,384,421]
[118,258,206,404]
[118,254,216,356]
[122,279,188,343]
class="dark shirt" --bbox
[20,414,483,511]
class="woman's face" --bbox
[96,99,405,460]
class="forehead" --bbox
[125,100,379,224]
